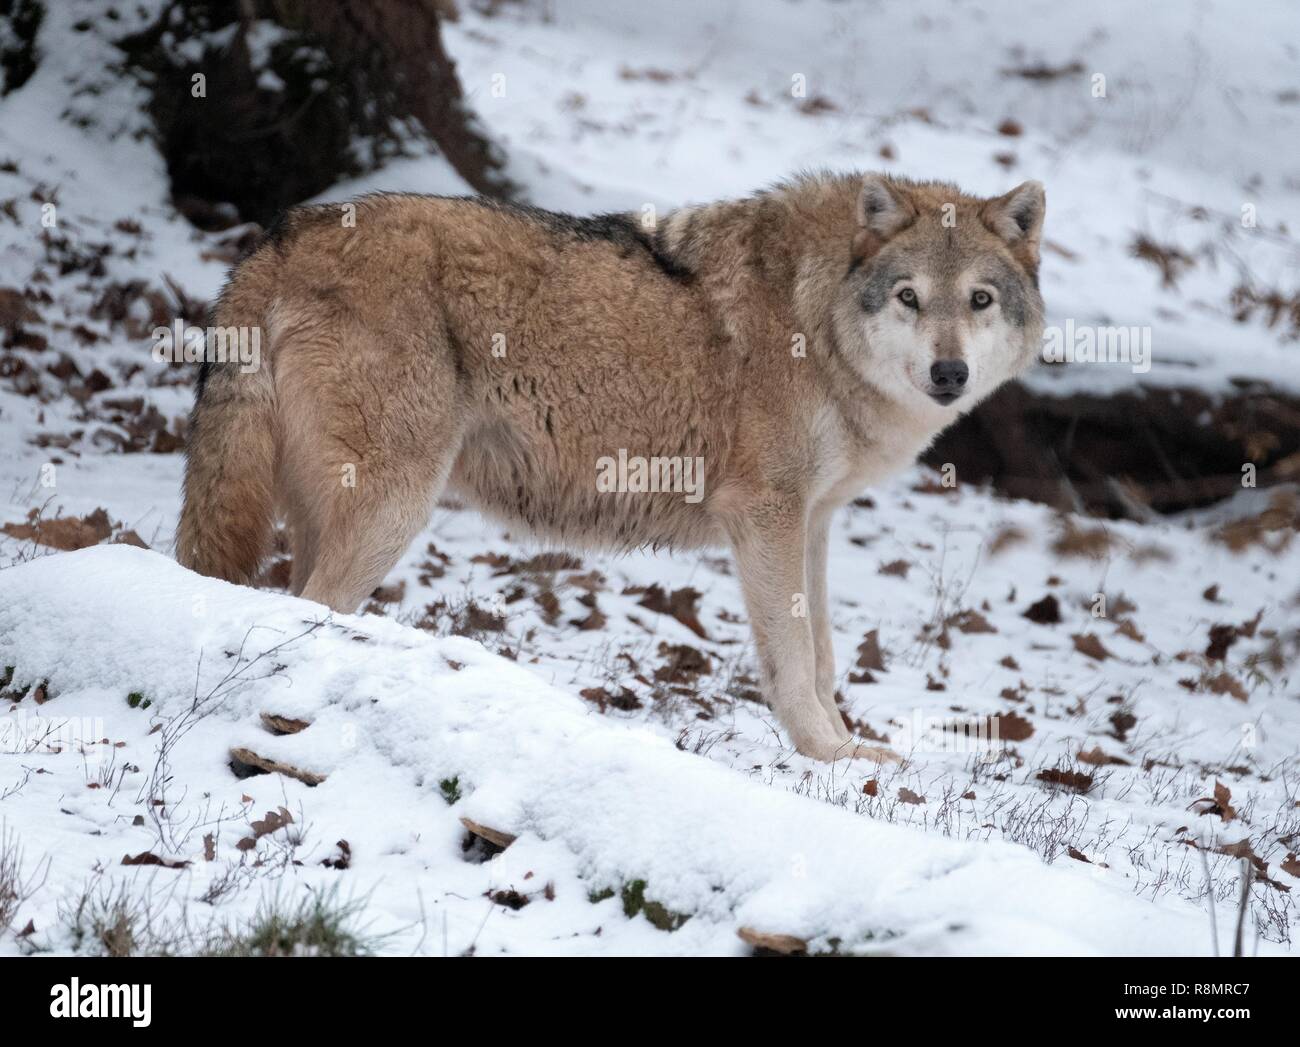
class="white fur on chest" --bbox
[810,402,949,512]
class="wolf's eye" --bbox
[897,288,918,308]
[971,290,993,310]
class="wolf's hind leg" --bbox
[297,485,444,613]
[285,507,319,597]
[277,319,465,615]
[292,421,461,613]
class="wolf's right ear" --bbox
[856,175,915,239]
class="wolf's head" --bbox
[834,174,1045,412]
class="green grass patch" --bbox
[619,879,689,932]
[438,776,462,805]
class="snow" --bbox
[1,545,1289,956]
[0,0,1297,956]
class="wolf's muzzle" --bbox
[928,360,968,404]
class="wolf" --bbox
[176,172,1045,763]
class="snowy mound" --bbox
[0,545,1281,955]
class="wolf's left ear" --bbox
[981,181,1045,263]
[856,174,916,239]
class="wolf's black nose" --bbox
[930,360,969,389]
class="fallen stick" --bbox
[737,926,808,955]
[229,747,325,787]
[459,816,516,849]
[260,712,312,735]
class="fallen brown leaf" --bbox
[635,584,708,639]
[580,685,642,712]
[1023,594,1061,624]
[948,609,997,634]
[121,851,190,869]
[1072,633,1111,661]
[1,507,114,551]
[856,630,885,671]
[1036,768,1094,793]
[993,712,1034,742]
[1205,671,1248,702]
[1115,619,1145,643]
[1077,746,1129,766]
[1191,780,1238,824]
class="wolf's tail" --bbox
[174,290,277,585]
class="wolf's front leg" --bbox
[729,505,899,764]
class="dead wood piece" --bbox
[260,712,311,735]
[229,747,325,786]
[459,816,516,849]
[738,926,808,955]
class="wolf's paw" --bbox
[795,728,903,765]
[843,741,904,765]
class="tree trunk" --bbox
[117,0,513,229]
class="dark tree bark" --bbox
[0,0,43,96]
[925,381,1300,518]
[118,0,513,228]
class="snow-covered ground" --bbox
[0,0,1297,955]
